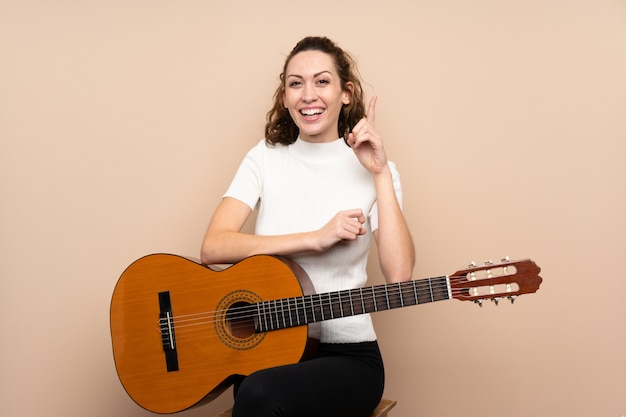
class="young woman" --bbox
[201,36,415,417]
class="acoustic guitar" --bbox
[110,254,542,414]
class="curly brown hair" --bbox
[264,36,366,146]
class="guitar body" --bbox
[110,254,320,414]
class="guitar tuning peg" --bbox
[491,297,500,306]
[485,260,494,278]
[501,256,510,263]
[508,295,517,304]
[468,261,477,268]
[474,299,483,308]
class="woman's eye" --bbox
[289,81,302,87]
[317,79,329,85]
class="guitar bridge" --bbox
[158,291,179,372]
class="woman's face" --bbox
[283,50,352,143]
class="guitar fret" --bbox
[282,298,288,328]
[269,300,275,330]
[310,294,316,323]
[268,300,276,330]
[314,294,320,322]
[274,300,280,330]
[372,287,378,312]
[336,291,343,317]
[304,295,310,323]
[254,303,260,331]
[384,286,391,310]
[359,288,366,313]
[268,300,275,330]
[303,295,309,323]
[295,297,300,324]
[288,297,294,327]
[368,287,376,312]
[277,300,282,328]
[261,303,268,331]
[261,301,268,331]
[262,301,269,332]
[294,296,301,325]
[280,299,285,327]
[348,288,355,316]
[263,301,270,331]
[398,282,404,307]
[428,278,434,302]
[328,292,335,319]
[412,280,419,305]
[338,291,344,317]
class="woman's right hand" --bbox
[313,208,366,252]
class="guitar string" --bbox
[161,285,515,342]
[161,280,498,331]
[157,279,513,338]
[158,262,519,329]
[164,277,452,325]
[158,281,444,337]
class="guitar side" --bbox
[109,254,319,414]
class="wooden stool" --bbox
[215,398,396,417]
[368,399,397,417]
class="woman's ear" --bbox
[343,82,354,105]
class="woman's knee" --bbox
[232,373,282,417]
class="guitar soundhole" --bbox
[227,301,256,338]
[215,290,265,350]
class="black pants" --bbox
[231,341,385,417]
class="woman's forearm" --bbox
[372,166,415,283]
[201,229,317,265]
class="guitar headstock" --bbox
[449,257,542,306]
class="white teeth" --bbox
[301,108,323,116]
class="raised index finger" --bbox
[367,96,377,126]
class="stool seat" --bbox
[215,398,397,417]
[369,398,397,417]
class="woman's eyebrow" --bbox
[286,70,333,79]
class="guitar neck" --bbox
[254,276,451,332]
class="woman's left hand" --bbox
[347,96,388,175]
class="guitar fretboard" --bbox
[254,276,450,333]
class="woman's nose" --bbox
[302,83,316,102]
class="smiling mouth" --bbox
[300,108,325,117]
